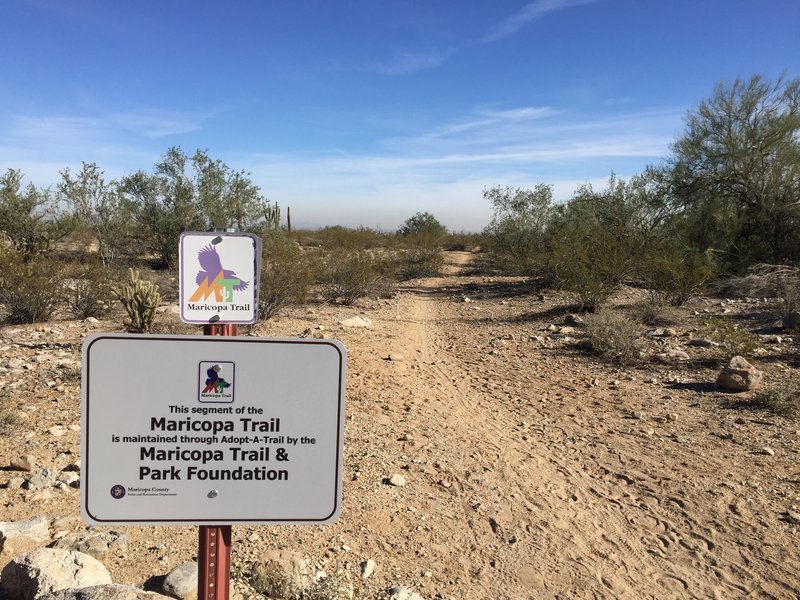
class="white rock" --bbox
[1,548,112,599]
[339,316,373,329]
[388,474,407,487]
[360,558,376,580]
[162,562,198,599]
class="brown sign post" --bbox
[199,322,238,600]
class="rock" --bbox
[782,311,800,330]
[388,586,425,600]
[10,455,36,472]
[57,472,80,488]
[654,349,690,362]
[716,356,764,391]
[631,411,644,420]
[84,317,100,325]
[666,413,678,422]
[564,314,584,326]
[784,511,800,525]
[250,550,313,597]
[25,469,56,490]
[339,316,373,329]
[386,354,405,362]
[50,532,127,560]
[689,338,718,347]
[0,516,50,543]
[388,474,407,487]
[651,328,678,337]
[759,334,782,344]
[761,447,775,456]
[360,559,376,580]
[1,548,112,600]
[39,584,170,599]
[162,562,197,600]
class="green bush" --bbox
[752,382,800,420]
[0,390,20,433]
[583,311,643,365]
[397,211,447,242]
[702,316,762,356]
[320,249,392,305]
[112,268,161,333]
[258,232,316,320]
[391,244,443,281]
[0,250,66,323]
[641,245,715,306]
[65,262,117,319]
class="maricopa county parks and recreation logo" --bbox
[110,485,126,499]
[189,244,249,303]
[199,361,235,403]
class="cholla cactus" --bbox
[112,268,161,333]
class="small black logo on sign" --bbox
[110,485,126,499]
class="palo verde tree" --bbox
[121,147,271,268]
[483,183,553,275]
[670,74,800,270]
[58,162,131,265]
[0,169,74,258]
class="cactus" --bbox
[112,268,161,333]
[264,202,281,230]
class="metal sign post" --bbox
[200,322,237,600]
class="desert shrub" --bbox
[482,184,553,275]
[0,250,66,323]
[320,249,392,305]
[249,559,302,599]
[313,225,394,250]
[0,390,20,433]
[715,264,800,315]
[629,302,681,327]
[701,316,762,356]
[752,382,800,420]
[442,231,485,251]
[65,262,117,319]
[391,245,444,281]
[583,311,643,365]
[112,268,161,333]
[642,246,715,306]
[398,211,447,242]
[258,231,316,320]
[548,224,633,312]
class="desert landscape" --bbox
[0,250,798,599]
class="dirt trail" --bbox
[0,250,798,599]
[352,251,800,599]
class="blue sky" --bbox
[2,0,799,231]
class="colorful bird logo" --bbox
[189,244,249,302]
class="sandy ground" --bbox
[1,250,799,599]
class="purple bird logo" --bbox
[189,244,249,303]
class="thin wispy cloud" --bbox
[483,0,600,42]
[354,49,452,76]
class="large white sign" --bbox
[179,232,261,324]
[81,334,346,525]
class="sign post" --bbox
[200,322,237,600]
[81,231,346,600]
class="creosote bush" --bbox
[701,316,762,356]
[391,245,444,281]
[320,249,392,305]
[642,246,715,307]
[112,268,161,333]
[65,261,117,319]
[258,232,316,320]
[583,311,643,365]
[0,249,66,323]
[752,382,800,420]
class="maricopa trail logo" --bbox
[199,361,235,403]
[189,244,249,303]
